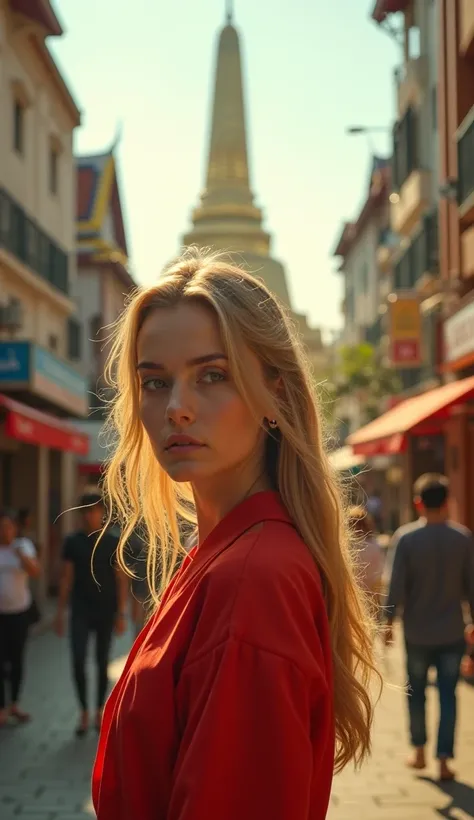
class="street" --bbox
[0,628,473,819]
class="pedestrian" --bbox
[385,473,474,780]
[124,531,150,640]
[0,508,40,726]
[366,489,383,534]
[92,248,378,820]
[348,506,384,621]
[54,492,129,736]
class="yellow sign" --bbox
[389,293,422,367]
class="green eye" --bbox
[201,370,226,384]
[142,378,167,390]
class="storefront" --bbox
[347,377,474,529]
[0,340,89,599]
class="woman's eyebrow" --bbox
[136,353,228,371]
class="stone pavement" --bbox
[0,626,473,819]
[328,633,474,820]
[0,626,131,819]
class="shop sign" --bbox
[444,300,474,365]
[31,346,88,415]
[0,341,88,416]
[388,291,422,368]
[0,341,30,383]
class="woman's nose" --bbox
[166,382,196,425]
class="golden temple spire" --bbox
[183,11,270,256]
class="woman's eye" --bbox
[200,370,226,384]
[141,378,167,391]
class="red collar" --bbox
[162,492,293,610]
[198,491,292,555]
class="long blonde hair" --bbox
[102,247,378,772]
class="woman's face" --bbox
[137,301,267,486]
[0,515,16,544]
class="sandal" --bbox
[9,707,31,724]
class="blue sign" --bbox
[33,346,87,400]
[0,341,30,383]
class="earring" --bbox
[268,419,278,429]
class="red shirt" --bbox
[93,492,335,819]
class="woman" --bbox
[93,249,378,819]
[348,506,384,619]
[0,509,40,726]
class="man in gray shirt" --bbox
[385,473,474,781]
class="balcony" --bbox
[458,109,474,224]
[459,0,474,58]
[364,315,387,349]
[0,187,69,296]
[391,169,431,236]
[393,211,439,292]
[395,56,428,117]
[461,225,474,279]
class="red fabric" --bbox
[0,393,89,455]
[93,492,334,820]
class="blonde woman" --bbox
[92,249,378,820]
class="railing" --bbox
[365,316,384,347]
[458,115,474,205]
[0,187,69,295]
[392,106,418,190]
[393,210,438,290]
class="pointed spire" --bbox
[183,12,271,256]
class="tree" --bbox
[328,342,401,424]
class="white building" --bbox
[332,157,393,435]
[0,0,88,599]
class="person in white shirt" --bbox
[0,509,40,726]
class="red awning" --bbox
[347,376,474,456]
[0,393,89,456]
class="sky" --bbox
[50,0,401,334]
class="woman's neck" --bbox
[193,471,272,544]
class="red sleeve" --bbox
[168,636,329,820]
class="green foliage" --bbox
[328,343,401,423]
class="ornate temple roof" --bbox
[76,146,135,289]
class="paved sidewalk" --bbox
[0,627,131,819]
[328,634,474,820]
[1,627,473,818]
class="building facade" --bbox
[74,146,137,488]
[345,0,474,530]
[0,0,88,599]
[437,0,474,526]
[332,157,393,436]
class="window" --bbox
[48,334,58,352]
[13,100,24,154]
[49,146,59,194]
[67,318,82,361]
[431,86,438,132]
[392,106,418,190]
[359,262,369,292]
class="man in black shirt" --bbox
[55,492,129,736]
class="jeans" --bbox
[405,640,465,759]
[70,610,115,711]
[0,610,30,709]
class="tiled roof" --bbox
[75,150,129,257]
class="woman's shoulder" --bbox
[218,518,322,588]
[192,520,329,672]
